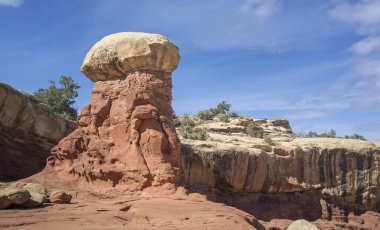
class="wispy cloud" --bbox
[328,0,380,112]
[329,0,380,35]
[349,35,380,55]
[239,0,281,21]
[0,0,22,7]
[89,0,343,51]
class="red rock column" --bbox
[46,32,181,192]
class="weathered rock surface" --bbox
[179,117,380,225]
[43,32,181,192]
[286,219,319,230]
[22,191,46,208]
[0,188,30,209]
[81,32,179,82]
[50,189,72,204]
[0,83,76,181]
[0,190,262,230]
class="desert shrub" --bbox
[264,135,276,146]
[299,130,366,140]
[246,121,265,138]
[196,101,233,121]
[184,128,208,140]
[319,129,337,138]
[302,131,319,138]
[299,130,336,138]
[216,113,231,123]
[197,109,215,121]
[177,116,208,141]
[213,101,231,115]
[173,114,181,127]
[344,134,367,141]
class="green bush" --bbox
[177,116,208,141]
[246,121,265,138]
[300,129,336,138]
[196,101,233,121]
[264,135,275,146]
[299,130,366,140]
[196,109,215,121]
[319,129,336,138]
[344,134,367,141]
[173,114,181,127]
[216,113,231,123]
[213,101,231,115]
[184,128,208,140]
[34,76,80,121]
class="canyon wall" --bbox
[180,117,380,222]
[0,83,76,181]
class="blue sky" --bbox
[0,0,379,141]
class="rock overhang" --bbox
[81,32,180,82]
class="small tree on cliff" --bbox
[34,76,80,121]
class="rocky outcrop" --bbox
[180,117,380,223]
[0,83,76,181]
[286,220,319,230]
[44,32,181,192]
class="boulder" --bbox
[44,32,181,192]
[22,183,47,195]
[81,32,179,82]
[0,188,30,209]
[49,190,72,204]
[22,192,46,208]
[286,219,319,230]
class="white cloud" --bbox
[351,58,380,77]
[0,0,22,7]
[239,0,281,21]
[349,35,380,54]
[89,0,344,50]
[329,0,380,35]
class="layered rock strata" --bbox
[45,32,181,192]
[180,117,380,222]
[0,83,76,181]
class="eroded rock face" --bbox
[45,33,181,192]
[179,117,380,222]
[0,83,76,181]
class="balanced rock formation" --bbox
[0,83,76,181]
[45,32,181,192]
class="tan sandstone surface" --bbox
[0,83,76,181]
[180,117,380,228]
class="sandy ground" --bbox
[0,190,261,230]
[1,182,379,230]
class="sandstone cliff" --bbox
[0,83,76,181]
[180,116,380,222]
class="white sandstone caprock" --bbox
[81,32,179,81]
